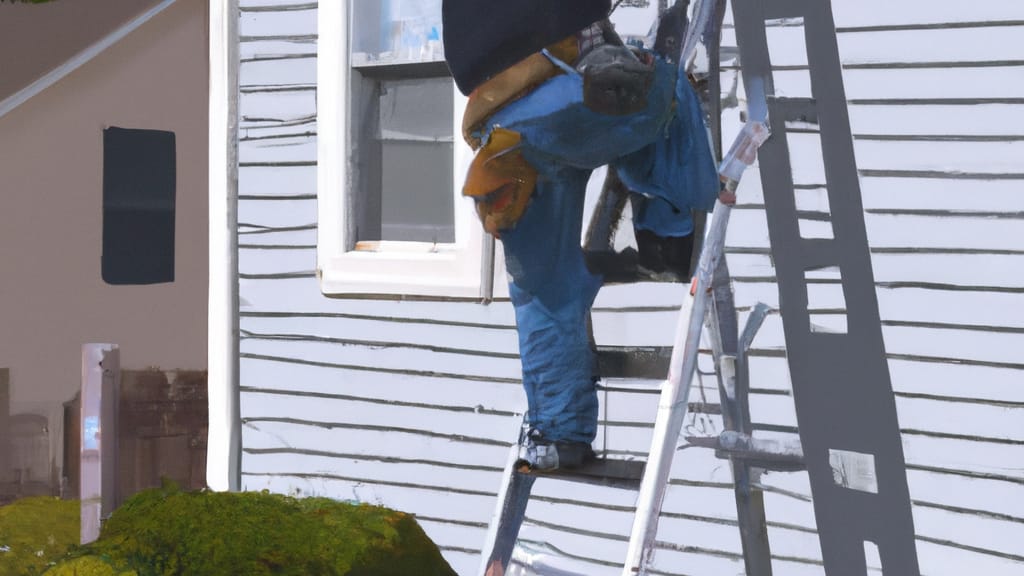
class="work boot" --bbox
[516,428,596,472]
[636,229,695,282]
[661,232,695,280]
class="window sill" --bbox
[318,242,491,300]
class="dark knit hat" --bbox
[443,0,611,94]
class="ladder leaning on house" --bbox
[478,1,921,575]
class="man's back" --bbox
[442,0,611,94]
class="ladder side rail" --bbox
[731,302,774,575]
[688,0,730,271]
[479,433,538,575]
[623,0,772,562]
[621,196,732,575]
[706,261,776,576]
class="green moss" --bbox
[2,483,454,576]
[0,496,80,576]
[42,556,136,576]
[69,482,456,576]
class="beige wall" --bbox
[0,0,166,103]
[0,0,208,407]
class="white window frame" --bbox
[317,1,493,299]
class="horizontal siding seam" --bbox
[241,53,316,63]
[239,160,317,167]
[240,389,517,417]
[649,539,746,562]
[731,276,1024,296]
[238,243,317,249]
[913,499,1024,525]
[858,168,1024,179]
[915,534,1024,563]
[239,3,316,13]
[835,20,1024,33]
[240,132,317,143]
[727,247,1024,256]
[239,223,316,233]
[746,421,1023,447]
[892,391,1024,410]
[240,310,516,330]
[850,98,1024,106]
[242,447,504,473]
[524,514,628,542]
[240,84,316,93]
[907,463,1024,486]
[240,34,316,43]
[899,428,1023,446]
[240,352,522,384]
[724,61,1024,72]
[415,515,488,529]
[240,330,519,358]
[865,209,1024,218]
[238,194,318,200]
[745,346,1024,371]
[732,204,1024,219]
[881,320,1024,335]
[241,471,494,498]
[436,545,481,555]
[852,134,1024,143]
[238,272,315,279]
[241,114,316,126]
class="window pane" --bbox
[351,0,444,66]
[380,141,454,242]
[349,1,454,246]
[377,76,454,243]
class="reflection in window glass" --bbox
[351,0,444,66]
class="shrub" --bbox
[43,555,136,576]
[0,496,79,576]
[51,481,456,576]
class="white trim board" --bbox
[0,0,179,121]
[207,0,241,493]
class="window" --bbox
[102,126,176,285]
[317,0,493,299]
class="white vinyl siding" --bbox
[234,1,1024,574]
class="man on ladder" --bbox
[443,0,724,475]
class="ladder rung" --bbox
[518,457,646,490]
[686,432,806,472]
[597,347,672,380]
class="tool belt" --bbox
[460,36,579,236]
[460,22,656,235]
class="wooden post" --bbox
[80,344,120,545]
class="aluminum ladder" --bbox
[477,1,758,574]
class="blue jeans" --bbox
[483,55,718,443]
